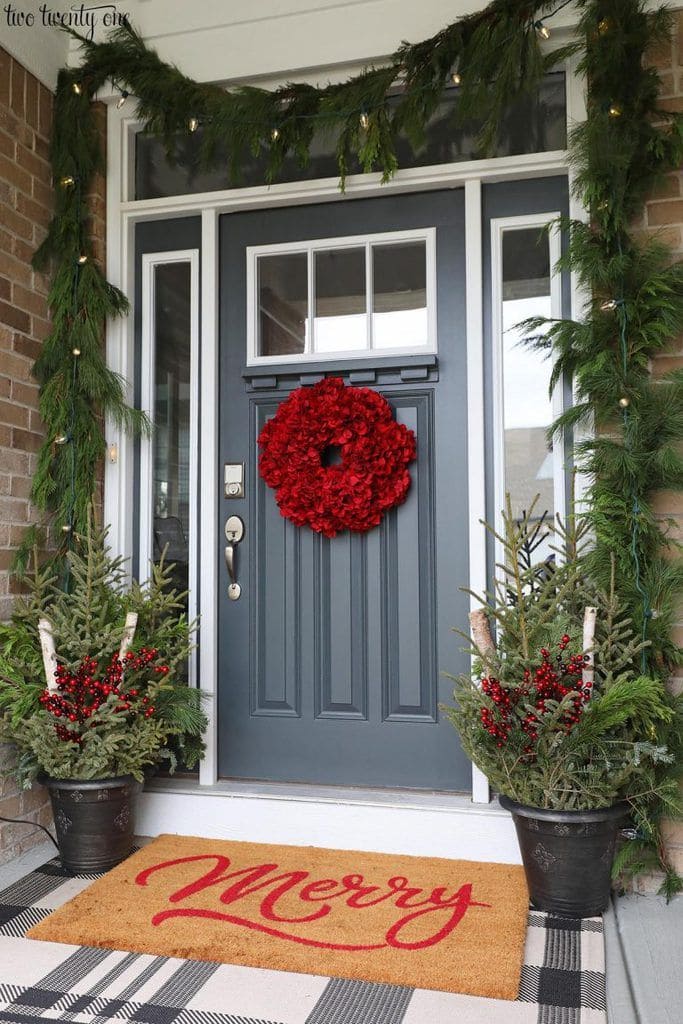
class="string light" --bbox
[72,347,81,357]
[618,396,630,408]
[451,70,462,87]
[598,17,611,34]
[72,82,82,95]
[77,254,88,265]
[61,523,72,533]
[359,110,370,131]
[535,20,551,40]
[608,103,622,118]
[116,90,129,110]
[60,175,75,188]
[188,117,199,132]
[270,127,280,142]
[600,298,618,311]
[54,434,69,445]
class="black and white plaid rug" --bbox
[0,856,606,1023]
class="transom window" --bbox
[246,229,436,363]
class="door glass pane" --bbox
[258,252,308,357]
[153,262,191,600]
[372,241,428,349]
[501,228,554,547]
[314,248,366,353]
[136,73,566,199]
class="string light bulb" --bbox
[188,117,199,132]
[61,523,72,533]
[359,110,370,131]
[54,434,69,445]
[117,90,129,110]
[270,127,280,142]
[601,298,618,312]
[608,103,622,118]
[77,254,88,265]
[72,347,81,357]
[535,20,551,40]
[451,70,462,87]
[72,82,82,95]
[60,175,75,188]
[598,17,611,35]
[618,396,630,408]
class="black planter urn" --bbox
[499,795,629,917]
[42,775,140,874]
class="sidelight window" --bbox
[248,229,435,363]
[491,215,565,560]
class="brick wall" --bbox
[0,47,106,865]
[636,7,683,892]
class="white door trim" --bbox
[104,79,579,827]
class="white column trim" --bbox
[198,209,220,785]
[465,178,490,805]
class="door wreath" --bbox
[258,377,417,538]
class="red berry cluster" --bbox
[39,648,169,744]
[480,635,592,754]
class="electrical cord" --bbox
[0,814,60,853]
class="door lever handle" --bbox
[224,515,245,601]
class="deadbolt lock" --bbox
[224,462,245,499]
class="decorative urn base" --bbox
[42,775,141,874]
[499,795,629,917]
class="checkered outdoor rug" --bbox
[0,855,606,1024]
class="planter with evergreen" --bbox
[0,522,208,872]
[445,501,681,916]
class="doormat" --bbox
[27,834,529,999]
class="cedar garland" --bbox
[27,0,683,886]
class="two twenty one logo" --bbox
[135,854,491,952]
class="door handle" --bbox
[224,515,245,601]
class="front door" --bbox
[218,190,471,790]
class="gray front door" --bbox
[217,190,471,790]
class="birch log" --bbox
[118,611,138,662]
[469,608,495,657]
[38,617,59,692]
[582,605,597,688]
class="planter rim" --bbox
[39,773,138,790]
[499,794,630,824]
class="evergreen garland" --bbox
[25,0,683,883]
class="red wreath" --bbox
[258,377,417,538]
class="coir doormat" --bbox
[27,834,529,999]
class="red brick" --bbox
[33,133,49,162]
[0,49,9,108]
[31,316,52,342]
[0,277,10,302]
[0,153,31,196]
[12,335,41,361]
[12,428,42,452]
[12,236,35,266]
[0,495,28,522]
[2,206,33,242]
[15,143,48,181]
[0,300,29,334]
[10,380,38,407]
[0,349,32,381]
[16,191,51,228]
[29,409,44,433]
[0,130,14,160]
[0,378,10,399]
[38,85,52,137]
[10,476,31,498]
[32,178,53,211]
[0,425,11,447]
[648,198,683,226]
[12,283,47,319]
[0,448,30,475]
[9,61,24,121]
[0,399,29,428]
[24,74,38,131]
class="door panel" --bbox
[218,191,471,790]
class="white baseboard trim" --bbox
[138,781,522,863]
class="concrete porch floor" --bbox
[1,840,681,1023]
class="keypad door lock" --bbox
[224,462,245,498]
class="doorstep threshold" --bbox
[144,776,504,815]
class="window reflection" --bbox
[501,228,554,555]
[152,262,191,602]
[315,248,366,353]
[258,252,308,357]
[373,241,427,349]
